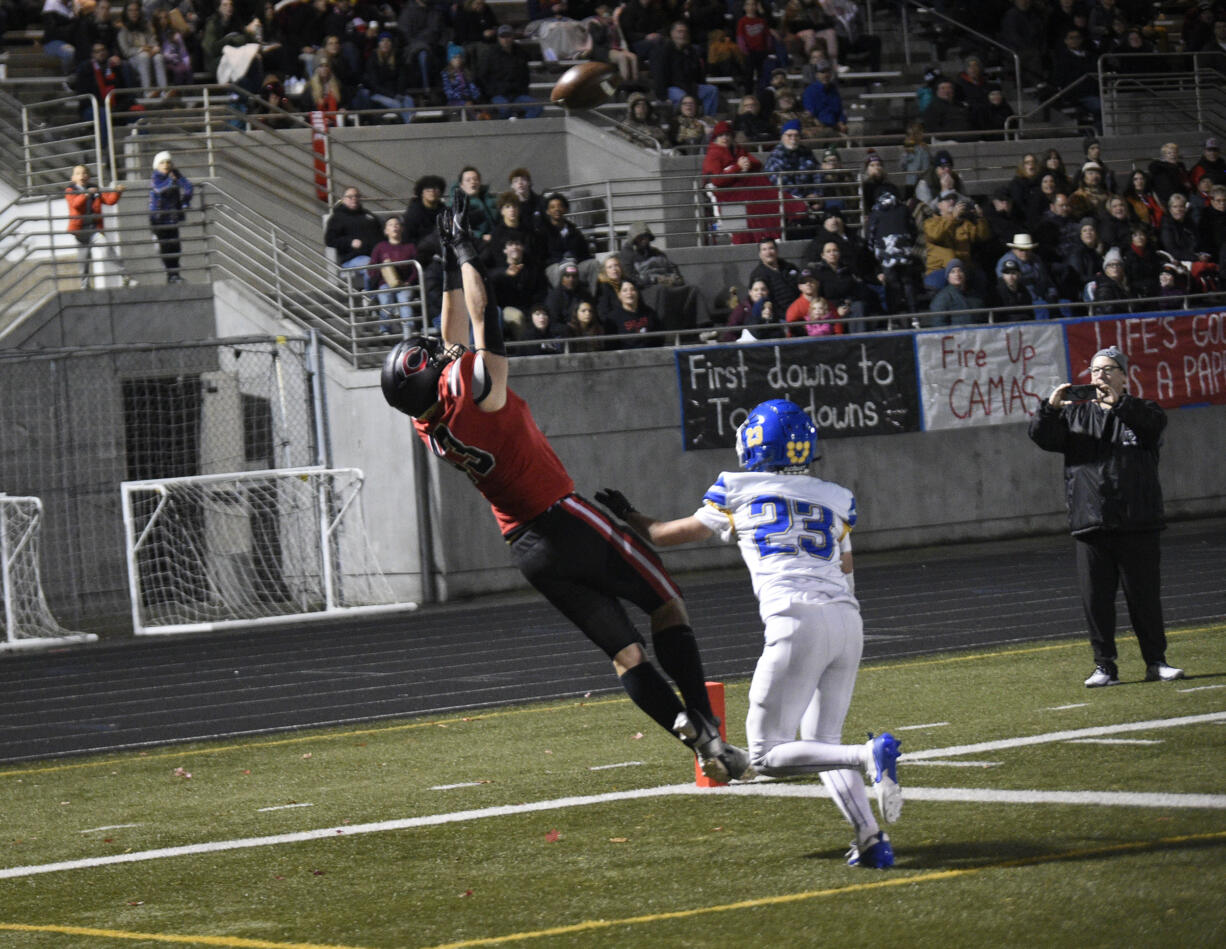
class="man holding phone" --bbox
[1028,346,1184,687]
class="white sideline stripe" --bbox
[430,782,489,790]
[1065,738,1163,745]
[1047,703,1090,710]
[4,781,1226,881]
[78,824,142,834]
[902,711,1226,761]
[895,722,950,731]
[5,712,1225,882]
[905,759,1002,768]
[256,803,314,811]
[588,761,646,771]
[1179,684,1226,693]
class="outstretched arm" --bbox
[595,488,714,547]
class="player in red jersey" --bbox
[381,193,751,781]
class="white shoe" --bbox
[1084,666,1121,687]
[1145,663,1185,682]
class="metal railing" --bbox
[1096,53,1226,137]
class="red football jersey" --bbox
[413,351,574,535]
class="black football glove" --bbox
[595,488,635,520]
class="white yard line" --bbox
[256,803,314,812]
[1065,738,1163,745]
[5,711,1224,883]
[895,722,950,731]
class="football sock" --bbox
[618,661,685,733]
[651,625,714,719]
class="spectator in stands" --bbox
[567,299,607,352]
[148,151,193,284]
[810,238,870,331]
[998,0,1047,85]
[605,279,663,347]
[1009,152,1043,213]
[785,270,837,336]
[440,45,482,117]
[823,0,882,74]
[41,0,77,73]
[622,92,669,147]
[735,0,774,91]
[732,93,774,144]
[718,277,760,340]
[617,0,669,62]
[748,236,801,313]
[403,174,446,247]
[477,24,542,118]
[582,3,638,81]
[806,208,862,273]
[1034,192,1080,263]
[667,94,710,154]
[485,191,537,269]
[1148,142,1191,204]
[1198,183,1226,263]
[1098,194,1135,251]
[398,0,447,95]
[545,260,595,325]
[454,0,501,46]
[758,65,793,116]
[992,258,1034,321]
[782,2,837,73]
[254,0,293,81]
[325,186,382,290]
[1081,140,1118,193]
[1066,217,1104,297]
[859,150,899,214]
[914,150,964,212]
[517,302,567,355]
[983,187,1026,262]
[899,124,932,194]
[742,281,788,339]
[1123,168,1164,229]
[491,237,545,339]
[504,168,545,228]
[921,77,973,139]
[702,121,785,244]
[954,53,989,121]
[928,259,984,326]
[996,232,1060,316]
[151,8,193,87]
[71,42,133,145]
[922,191,991,292]
[202,0,243,79]
[616,222,709,331]
[1191,137,1225,188]
[1160,192,1201,265]
[771,87,819,139]
[118,0,168,92]
[800,58,848,133]
[369,216,419,334]
[75,0,120,64]
[865,189,920,316]
[1122,225,1161,300]
[1091,247,1133,313]
[65,164,134,289]
[354,32,414,122]
[304,59,344,121]
[682,0,730,48]
[1042,148,1073,193]
[449,166,500,243]
[314,33,362,106]
[1049,27,1100,126]
[764,120,819,200]
[593,254,627,329]
[1070,161,1110,218]
[652,20,720,117]
[537,192,598,286]
[977,85,1015,138]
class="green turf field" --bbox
[2,624,1223,949]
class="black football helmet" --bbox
[381,336,448,418]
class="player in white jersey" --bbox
[596,399,902,869]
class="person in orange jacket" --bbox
[65,164,135,289]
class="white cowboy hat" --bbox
[1007,233,1038,250]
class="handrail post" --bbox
[900,2,911,65]
[204,88,216,178]
[102,91,114,183]
[20,107,32,191]
[272,224,285,315]
[604,179,615,251]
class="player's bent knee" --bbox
[612,642,646,675]
[649,597,689,631]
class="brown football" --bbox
[550,61,619,111]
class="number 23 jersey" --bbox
[691,471,857,618]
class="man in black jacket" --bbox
[477,25,543,118]
[324,186,383,290]
[650,21,719,118]
[1028,346,1184,687]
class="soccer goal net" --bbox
[1,496,98,652]
[121,467,413,635]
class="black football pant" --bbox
[1074,529,1167,672]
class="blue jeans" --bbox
[490,94,543,119]
[341,255,373,291]
[668,84,720,120]
[376,286,414,333]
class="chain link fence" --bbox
[0,336,321,635]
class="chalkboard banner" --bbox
[675,336,921,450]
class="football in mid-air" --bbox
[550,61,619,111]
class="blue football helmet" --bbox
[736,399,818,472]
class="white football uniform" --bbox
[693,470,879,842]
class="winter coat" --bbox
[148,169,193,226]
[324,201,382,264]
[801,78,846,129]
[763,143,820,198]
[865,191,916,269]
[65,183,121,233]
[1028,394,1166,535]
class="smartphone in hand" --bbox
[1065,384,1098,401]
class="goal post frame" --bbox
[0,495,99,652]
[121,466,415,636]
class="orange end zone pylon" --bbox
[694,681,727,787]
